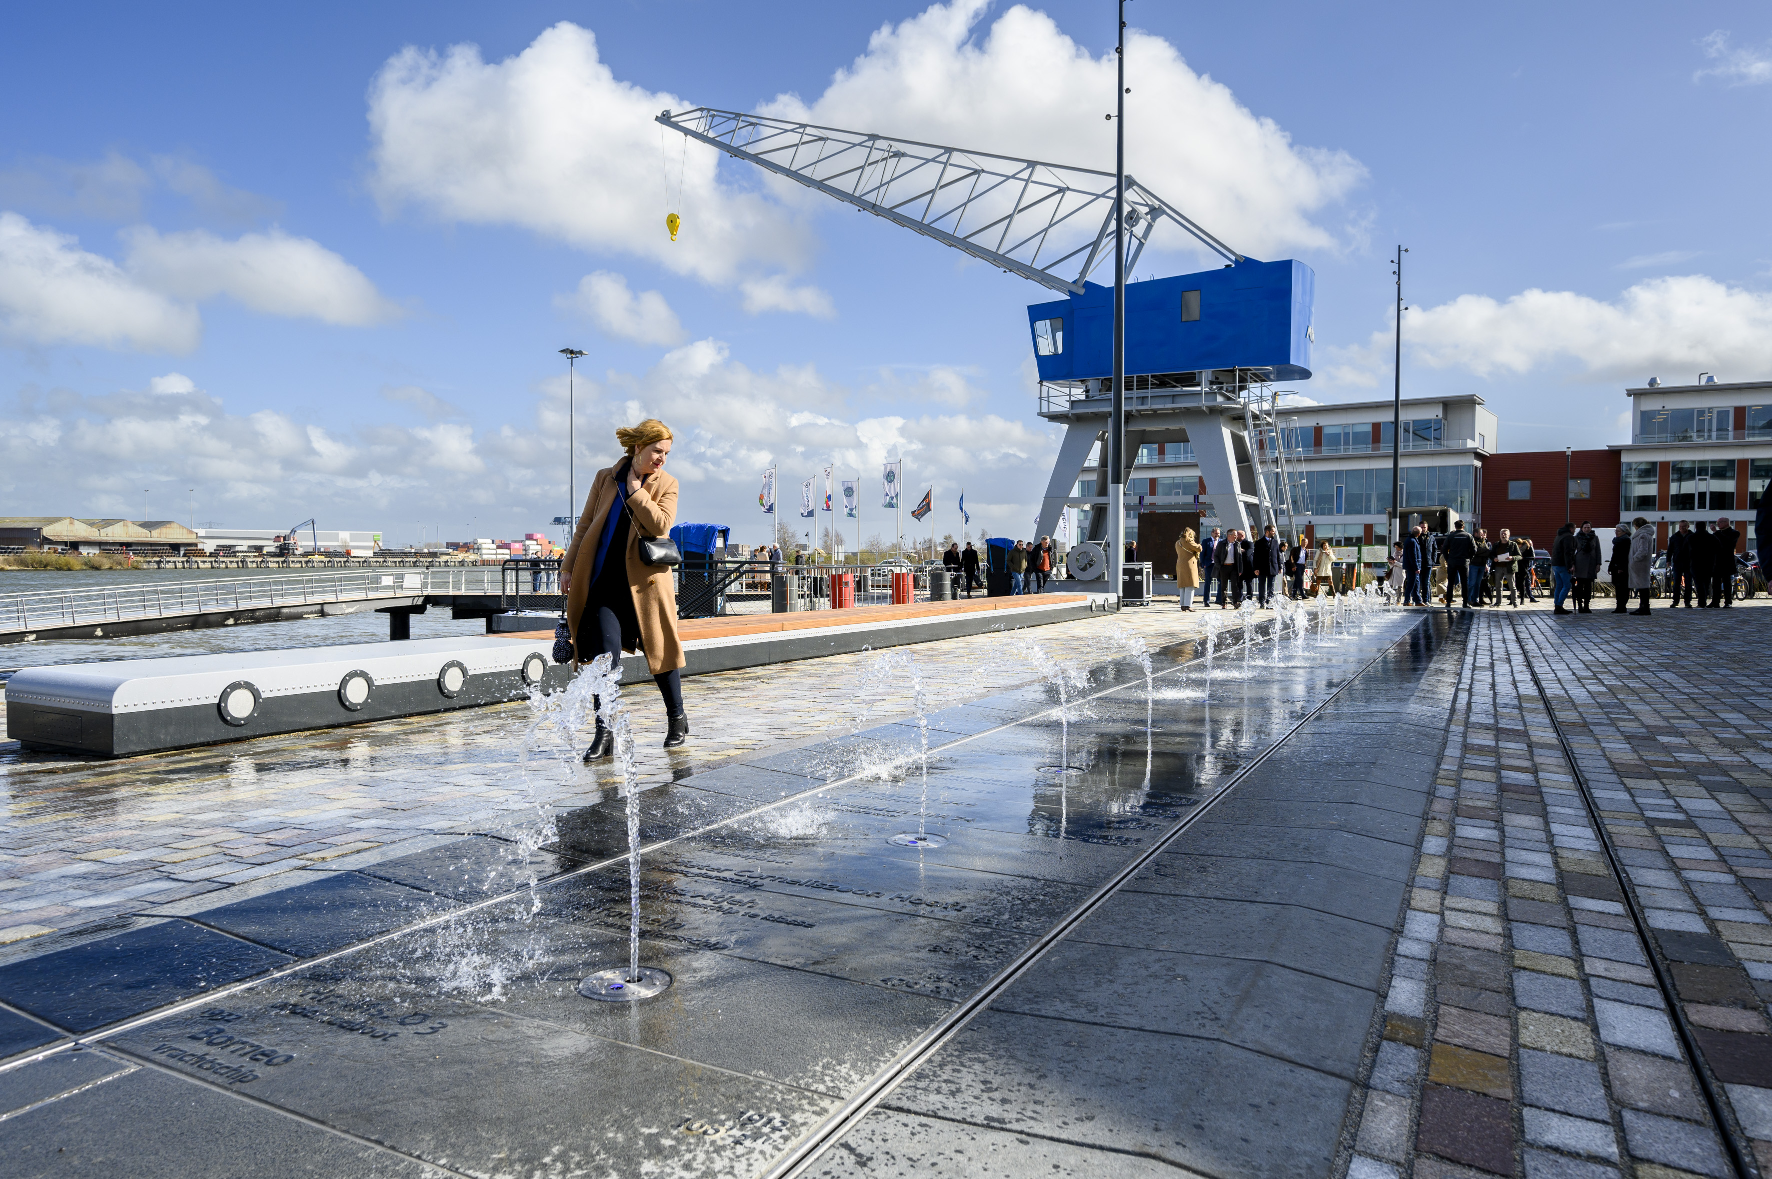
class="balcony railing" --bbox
[1633,428,1772,444]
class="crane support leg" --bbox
[1035,423,1102,542]
[1178,408,1251,536]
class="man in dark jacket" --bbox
[1608,524,1633,614]
[1691,522,1715,607]
[1667,520,1696,606]
[1200,527,1221,604]
[1287,534,1309,599]
[1549,523,1577,614]
[1399,527,1422,605]
[1571,522,1602,613]
[1710,517,1741,607]
[1512,534,1538,602]
[1236,532,1256,603]
[1252,525,1284,606]
[1441,522,1478,611]
[1757,492,1771,580]
[959,542,980,595]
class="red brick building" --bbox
[1477,450,1620,548]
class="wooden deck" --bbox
[502,593,1091,643]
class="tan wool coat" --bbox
[1173,529,1202,588]
[563,463,685,675]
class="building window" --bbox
[1334,484,1345,515]
[1478,433,1487,451]
[1136,443,1159,465]
[1320,424,1369,455]
[1639,406,1730,443]
[1751,459,1771,509]
[1568,478,1591,500]
[1180,290,1200,322]
[1153,476,1198,498]
[1033,317,1064,356]
[1748,406,1772,441]
[1621,462,1657,512]
[1404,418,1443,450]
[1669,459,1735,511]
[1508,480,1531,500]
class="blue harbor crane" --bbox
[657,105,1315,575]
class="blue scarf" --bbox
[591,462,632,583]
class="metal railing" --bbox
[0,567,501,634]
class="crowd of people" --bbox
[942,537,1056,596]
[1168,497,1767,619]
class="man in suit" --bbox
[1441,521,1478,611]
[1710,517,1741,607]
[1200,527,1221,604]
[1667,520,1696,606]
[1252,525,1284,607]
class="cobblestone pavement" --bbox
[1344,599,1772,1179]
[0,598,1273,952]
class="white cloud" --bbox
[863,364,985,408]
[764,0,1366,262]
[0,212,200,352]
[1358,274,1772,382]
[0,345,1055,543]
[739,276,835,318]
[122,226,402,326]
[0,153,277,224]
[1618,250,1699,270]
[367,23,811,287]
[556,271,685,345]
[1695,31,1772,86]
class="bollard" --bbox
[832,571,855,609]
[772,573,803,613]
[928,569,951,602]
[891,570,914,605]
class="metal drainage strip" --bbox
[1508,615,1758,1179]
[762,613,1437,1179]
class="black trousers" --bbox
[1708,571,1735,607]
[1256,573,1276,604]
[1672,568,1698,604]
[576,602,684,716]
[1573,577,1594,610]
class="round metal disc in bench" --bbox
[217,681,261,727]
[437,660,468,698]
[521,652,547,687]
[337,670,375,711]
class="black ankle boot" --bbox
[664,713,690,749]
[582,719,613,763]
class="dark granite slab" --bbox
[191,872,460,958]
[0,1003,65,1062]
[0,920,291,1033]
[358,834,581,901]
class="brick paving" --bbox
[0,599,1237,953]
[1345,600,1772,1179]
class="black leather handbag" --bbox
[638,535,682,567]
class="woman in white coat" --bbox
[1626,516,1656,616]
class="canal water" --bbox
[0,570,497,671]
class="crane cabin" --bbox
[1027,258,1315,388]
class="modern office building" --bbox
[1077,393,1496,548]
[1612,376,1770,554]
[1478,449,1620,546]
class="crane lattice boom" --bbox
[656,107,1241,295]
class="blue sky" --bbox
[3,1,1769,546]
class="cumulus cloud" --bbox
[1695,31,1772,86]
[122,226,402,326]
[556,271,685,345]
[0,345,1053,542]
[367,23,810,287]
[1342,274,1772,383]
[739,276,835,318]
[366,3,1363,318]
[0,212,200,352]
[764,0,1367,262]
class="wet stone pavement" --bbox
[0,597,1433,1178]
[1,597,1765,1178]
[1344,601,1772,1179]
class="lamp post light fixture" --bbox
[560,348,588,536]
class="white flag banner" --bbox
[1058,509,1070,542]
[821,465,833,512]
[758,468,776,515]
[882,461,901,508]
[800,478,815,519]
[841,479,858,519]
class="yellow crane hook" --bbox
[666,212,680,242]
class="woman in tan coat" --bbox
[560,419,687,758]
[1173,527,1201,611]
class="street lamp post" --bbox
[1391,246,1408,545]
[560,348,587,538]
[1108,0,1128,597]
[1565,447,1572,527]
